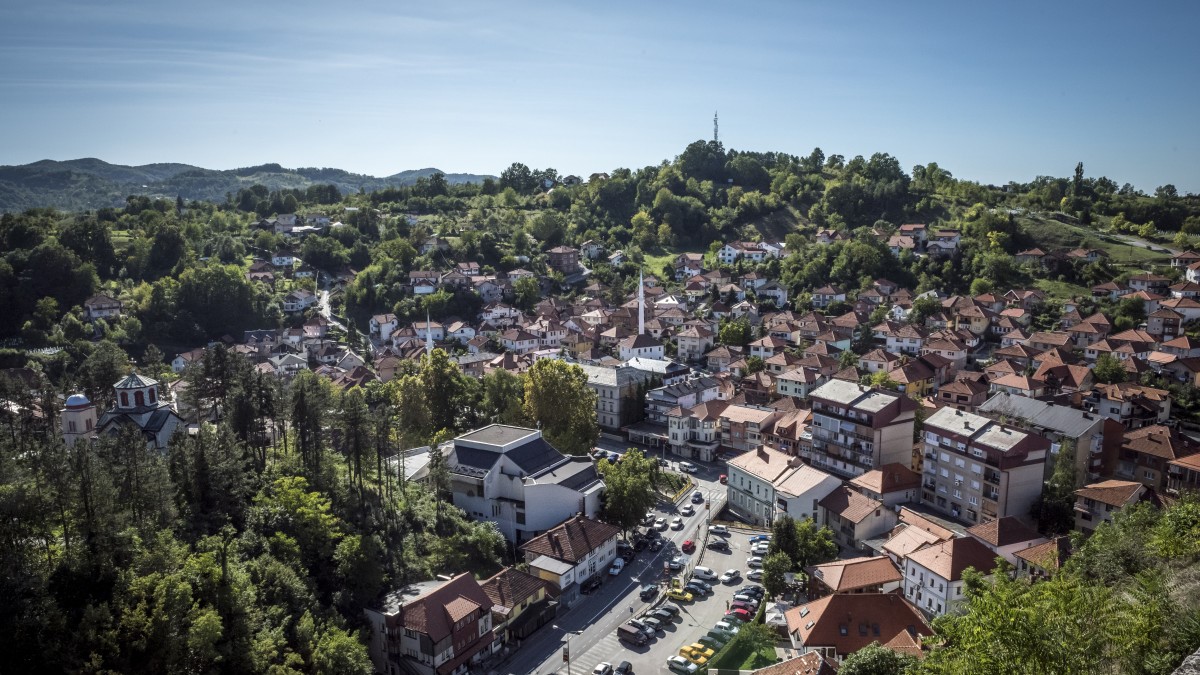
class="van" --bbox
[618,624,647,647]
[692,566,717,581]
[679,461,697,473]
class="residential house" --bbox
[1073,479,1151,535]
[447,425,605,543]
[849,463,921,508]
[521,515,621,608]
[926,229,960,257]
[784,594,930,661]
[363,573,496,675]
[410,271,440,295]
[902,536,998,617]
[726,446,801,525]
[674,326,716,362]
[1113,424,1200,492]
[83,293,123,322]
[480,567,559,646]
[576,364,652,432]
[806,557,903,597]
[811,285,846,309]
[1167,452,1200,495]
[920,407,1050,526]
[818,486,897,553]
[1083,382,1171,429]
[617,333,664,361]
[720,404,780,454]
[775,367,828,400]
[545,246,580,274]
[282,289,317,313]
[964,516,1047,566]
[936,378,990,411]
[1014,536,1072,581]
[665,399,727,462]
[775,463,843,523]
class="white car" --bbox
[679,461,697,473]
[609,558,625,576]
[593,663,614,675]
[692,566,718,581]
[747,569,764,581]
[708,524,729,536]
[666,655,699,674]
[751,543,770,555]
[655,518,668,530]
[714,620,740,635]
[719,569,741,583]
[671,517,684,530]
[746,556,763,568]
[680,504,695,516]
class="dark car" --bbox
[649,539,664,552]
[691,491,705,504]
[632,535,648,551]
[707,539,730,552]
[616,662,633,675]
[650,608,676,623]
[639,584,659,601]
[684,582,709,597]
[660,603,681,617]
[627,619,656,639]
[607,452,620,463]
[581,576,603,594]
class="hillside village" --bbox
[3,150,1200,674]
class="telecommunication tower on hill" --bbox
[713,111,719,143]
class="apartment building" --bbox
[726,447,842,525]
[920,408,1049,526]
[806,380,918,479]
[720,404,781,454]
[978,392,1123,483]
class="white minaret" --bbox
[638,269,645,335]
[425,309,433,355]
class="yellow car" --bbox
[666,589,694,602]
[687,643,716,660]
[678,647,709,666]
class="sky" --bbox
[1,1,1198,192]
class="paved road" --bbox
[491,449,747,675]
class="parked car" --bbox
[739,584,765,598]
[719,569,741,584]
[581,576,603,594]
[680,503,695,516]
[669,555,684,570]
[642,616,665,632]
[681,539,695,553]
[708,525,729,536]
[719,474,727,484]
[617,624,647,647]
[678,647,708,667]
[733,594,759,608]
[748,534,771,544]
[592,663,613,675]
[609,558,625,575]
[751,542,770,556]
[707,539,730,552]
[679,461,697,473]
[666,655,698,674]
[654,518,668,530]
[731,600,755,614]
[691,490,705,503]
[686,643,716,660]
[692,566,717,580]
[615,662,633,675]
[713,620,740,635]
[607,452,619,463]
[746,556,763,568]
[726,608,754,622]
[659,603,681,617]
[644,512,656,525]
[666,588,694,602]
[650,608,676,623]
[746,569,764,582]
[671,516,684,530]
[627,619,655,638]
[698,635,726,651]
[639,583,659,601]
[684,581,710,597]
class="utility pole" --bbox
[713,111,719,143]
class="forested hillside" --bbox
[0,158,492,212]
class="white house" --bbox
[521,514,620,608]
[617,333,664,361]
[447,425,606,543]
[902,537,998,618]
[370,313,399,342]
[283,289,317,313]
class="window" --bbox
[120,392,129,407]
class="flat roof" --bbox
[456,424,540,451]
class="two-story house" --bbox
[480,567,559,646]
[719,404,780,454]
[1083,382,1171,429]
[818,486,897,553]
[806,556,903,597]
[521,515,621,608]
[665,399,728,462]
[83,293,123,322]
[1112,424,1199,492]
[785,593,931,661]
[446,425,605,543]
[1073,479,1152,535]
[577,363,652,432]
[364,573,496,675]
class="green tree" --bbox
[311,625,372,675]
[479,369,526,425]
[522,359,598,456]
[840,642,917,675]
[718,317,751,347]
[513,276,541,310]
[761,551,792,599]
[744,355,764,374]
[736,621,777,667]
[792,516,838,571]
[597,450,658,535]
[1094,353,1128,384]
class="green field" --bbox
[1020,215,1171,268]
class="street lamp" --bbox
[552,625,582,675]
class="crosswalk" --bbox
[549,631,626,675]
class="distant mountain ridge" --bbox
[0,158,494,212]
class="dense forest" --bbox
[2,140,1200,673]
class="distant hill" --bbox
[0,158,493,212]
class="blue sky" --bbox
[1,1,1197,192]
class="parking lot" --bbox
[548,524,771,675]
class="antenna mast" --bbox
[713,111,719,143]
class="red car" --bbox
[719,474,727,484]
[726,608,753,622]
[681,539,696,553]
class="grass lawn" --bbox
[657,471,689,494]
[1033,278,1089,301]
[708,637,777,671]
[1020,215,1171,268]
[640,246,696,277]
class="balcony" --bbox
[923,480,937,491]
[983,471,1001,486]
